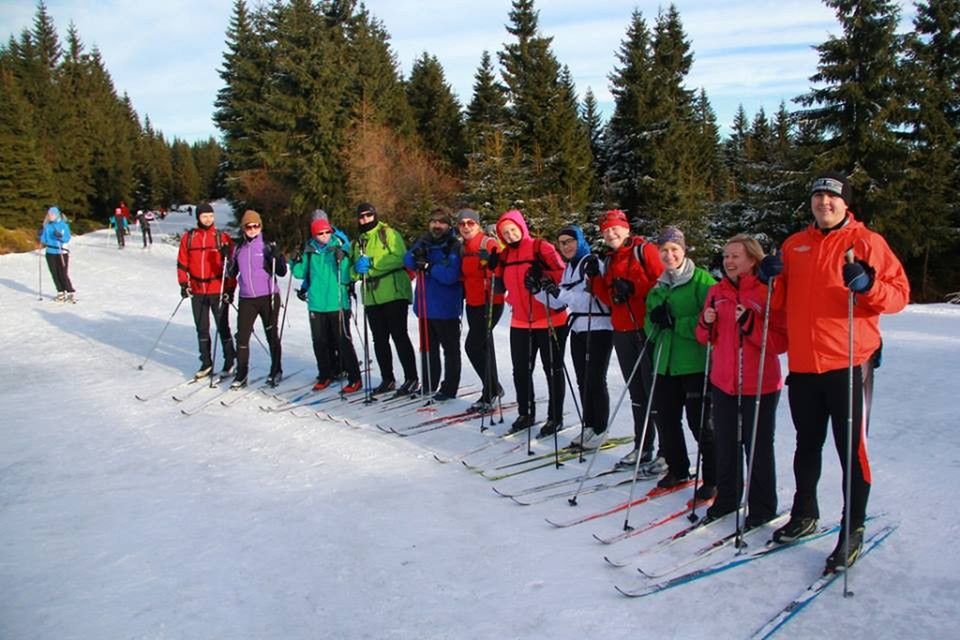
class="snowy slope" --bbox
[1,204,957,640]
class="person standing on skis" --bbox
[766,171,909,573]
[176,202,235,379]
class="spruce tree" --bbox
[171,139,201,205]
[795,0,908,229]
[901,0,960,299]
[406,52,466,169]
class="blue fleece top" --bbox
[403,229,464,320]
[39,211,71,255]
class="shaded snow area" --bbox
[1,203,957,639]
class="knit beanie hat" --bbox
[47,206,61,218]
[241,209,262,228]
[456,208,480,225]
[599,209,630,232]
[310,218,332,236]
[196,203,214,220]
[311,208,329,222]
[656,226,686,249]
[810,171,853,206]
[356,202,377,232]
[428,207,452,225]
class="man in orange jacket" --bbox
[761,171,909,573]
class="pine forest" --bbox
[1,0,958,300]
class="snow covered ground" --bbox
[1,203,957,639]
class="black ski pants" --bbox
[115,223,125,247]
[141,224,152,247]
[235,293,281,378]
[365,299,417,384]
[309,309,361,383]
[711,387,779,520]
[612,330,657,454]
[464,303,504,402]
[190,294,234,369]
[417,318,462,396]
[570,329,613,433]
[653,372,716,485]
[509,325,568,423]
[785,363,874,530]
[45,253,74,293]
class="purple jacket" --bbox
[230,235,287,298]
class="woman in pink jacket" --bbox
[492,210,568,436]
[696,234,787,526]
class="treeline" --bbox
[2,0,957,300]
[216,0,958,301]
[0,1,224,232]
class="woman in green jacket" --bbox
[644,226,717,500]
[292,217,362,393]
[348,203,418,396]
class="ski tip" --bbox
[604,556,628,568]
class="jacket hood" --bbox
[495,209,529,244]
[557,224,589,263]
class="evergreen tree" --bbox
[171,138,201,205]
[463,50,520,220]
[406,52,466,169]
[497,0,593,231]
[0,65,54,227]
[794,0,908,229]
[192,138,224,200]
[901,0,960,299]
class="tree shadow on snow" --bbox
[36,307,200,375]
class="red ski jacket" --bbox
[590,236,663,332]
[177,226,235,295]
[461,232,505,307]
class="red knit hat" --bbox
[310,218,332,236]
[599,209,630,232]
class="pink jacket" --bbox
[696,274,787,396]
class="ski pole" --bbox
[526,286,536,456]
[278,256,294,344]
[568,330,654,506]
[542,290,568,469]
[843,248,856,597]
[481,269,500,431]
[733,321,745,536]
[417,268,432,403]
[359,237,375,404]
[689,338,713,523]
[37,246,43,300]
[137,297,186,370]
[578,275,595,463]
[209,247,230,387]
[620,338,665,529]
[738,268,776,550]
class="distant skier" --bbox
[137,209,153,248]
[39,206,76,303]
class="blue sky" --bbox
[1,1,917,143]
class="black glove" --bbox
[480,247,499,270]
[757,254,783,284]
[334,248,345,262]
[53,230,64,240]
[413,246,429,271]
[736,306,754,334]
[221,291,233,305]
[582,254,600,278]
[180,284,190,299]
[524,267,543,294]
[843,260,874,293]
[296,288,308,302]
[541,277,560,298]
[293,248,303,264]
[611,277,634,305]
[650,303,674,329]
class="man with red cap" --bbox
[585,209,665,470]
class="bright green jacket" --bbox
[291,237,351,313]
[644,264,716,376]
[349,221,412,306]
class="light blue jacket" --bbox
[40,213,71,255]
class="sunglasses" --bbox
[245,223,261,229]
[458,220,478,227]
[358,212,374,221]
[315,230,332,236]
